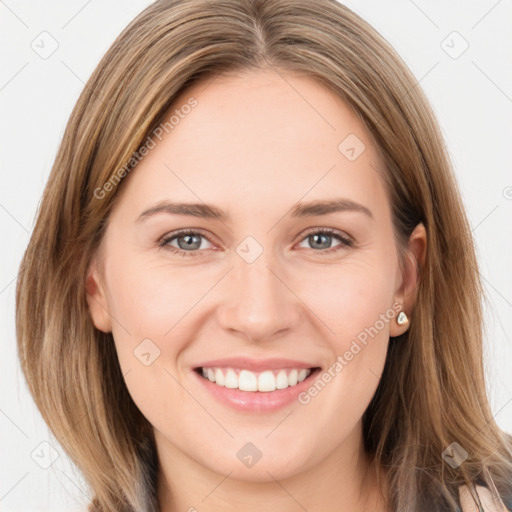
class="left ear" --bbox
[389,222,427,337]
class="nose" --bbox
[216,251,302,343]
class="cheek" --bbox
[103,257,200,427]
[292,257,394,421]
[105,254,209,335]
[297,256,396,345]
[103,254,216,403]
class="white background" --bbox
[1,1,511,510]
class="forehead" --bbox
[114,68,389,221]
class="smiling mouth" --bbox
[194,366,321,392]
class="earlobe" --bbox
[85,258,112,333]
[390,222,427,337]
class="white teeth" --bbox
[275,370,289,389]
[257,370,275,392]
[199,367,313,392]
[239,370,258,391]
[297,369,309,382]
[224,369,238,389]
[215,368,225,386]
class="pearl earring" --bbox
[397,311,408,326]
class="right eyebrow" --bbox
[137,201,228,222]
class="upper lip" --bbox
[194,357,320,372]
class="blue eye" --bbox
[159,228,212,257]
[159,227,353,257]
[298,227,353,254]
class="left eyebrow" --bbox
[290,198,374,220]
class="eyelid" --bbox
[298,226,354,245]
[158,227,218,251]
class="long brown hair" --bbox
[16,0,512,510]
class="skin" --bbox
[86,68,426,512]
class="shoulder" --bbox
[459,484,510,512]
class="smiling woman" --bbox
[15,1,512,512]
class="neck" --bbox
[156,424,388,512]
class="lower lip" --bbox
[192,368,321,413]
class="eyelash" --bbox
[158,227,354,258]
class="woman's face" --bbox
[86,68,422,482]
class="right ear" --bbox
[85,256,112,333]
